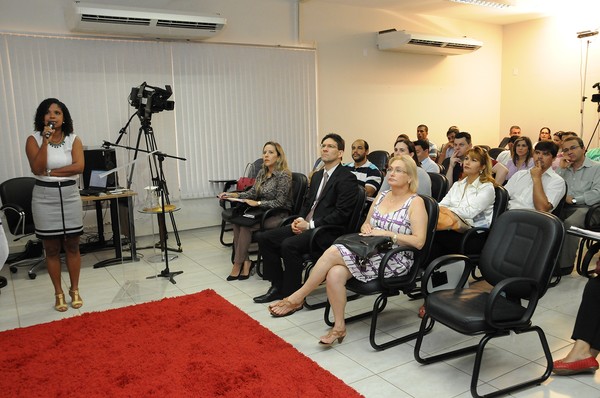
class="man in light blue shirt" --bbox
[555,136,600,275]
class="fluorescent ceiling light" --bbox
[448,0,514,9]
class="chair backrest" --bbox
[290,172,308,215]
[346,185,367,233]
[480,209,564,299]
[490,185,509,225]
[427,172,449,202]
[367,150,390,173]
[488,147,505,160]
[395,195,439,284]
[552,183,567,218]
[0,177,37,235]
[441,157,451,174]
[245,158,264,179]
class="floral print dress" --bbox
[333,190,416,282]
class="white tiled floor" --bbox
[1,226,599,397]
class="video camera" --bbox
[129,82,175,120]
[592,82,600,104]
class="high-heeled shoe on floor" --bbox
[69,288,83,309]
[55,293,68,312]
[319,328,346,346]
[238,261,255,281]
[226,266,242,281]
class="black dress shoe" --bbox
[253,286,284,303]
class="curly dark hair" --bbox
[33,98,74,136]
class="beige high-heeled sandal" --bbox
[319,328,347,346]
[55,293,68,312]
[69,288,83,309]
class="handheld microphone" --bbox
[44,122,54,139]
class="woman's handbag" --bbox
[436,207,471,232]
[334,233,394,269]
[228,204,265,227]
[236,162,258,191]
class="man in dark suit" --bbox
[253,133,358,303]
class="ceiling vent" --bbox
[377,29,482,56]
[65,1,226,40]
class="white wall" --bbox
[501,17,600,145]
[301,2,504,156]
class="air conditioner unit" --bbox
[377,29,482,56]
[65,2,226,41]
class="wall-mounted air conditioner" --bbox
[377,29,482,56]
[65,1,226,41]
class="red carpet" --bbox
[1,290,363,397]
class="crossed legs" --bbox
[269,245,352,340]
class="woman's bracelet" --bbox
[392,234,398,244]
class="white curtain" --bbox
[0,33,317,199]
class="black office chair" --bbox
[487,147,505,160]
[414,209,564,398]
[427,172,449,202]
[0,177,45,279]
[218,158,264,246]
[301,186,367,309]
[323,195,439,350]
[366,150,390,173]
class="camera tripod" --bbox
[106,109,186,284]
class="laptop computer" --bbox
[80,169,109,196]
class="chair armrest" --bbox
[585,203,600,229]
[1,203,26,214]
[421,254,473,296]
[281,214,299,226]
[376,245,421,289]
[485,276,540,329]
[219,190,247,210]
[259,207,291,229]
[0,203,27,236]
[459,227,490,258]
[307,224,346,254]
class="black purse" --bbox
[229,204,265,227]
[334,233,394,269]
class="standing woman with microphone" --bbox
[25,98,85,312]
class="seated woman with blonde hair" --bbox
[268,155,427,345]
[218,142,292,280]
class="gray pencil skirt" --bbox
[31,180,84,239]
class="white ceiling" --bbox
[314,0,563,25]
[37,0,596,28]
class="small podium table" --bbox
[80,191,138,268]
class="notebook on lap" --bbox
[80,170,109,196]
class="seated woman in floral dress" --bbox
[268,155,427,345]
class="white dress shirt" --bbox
[439,178,495,227]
